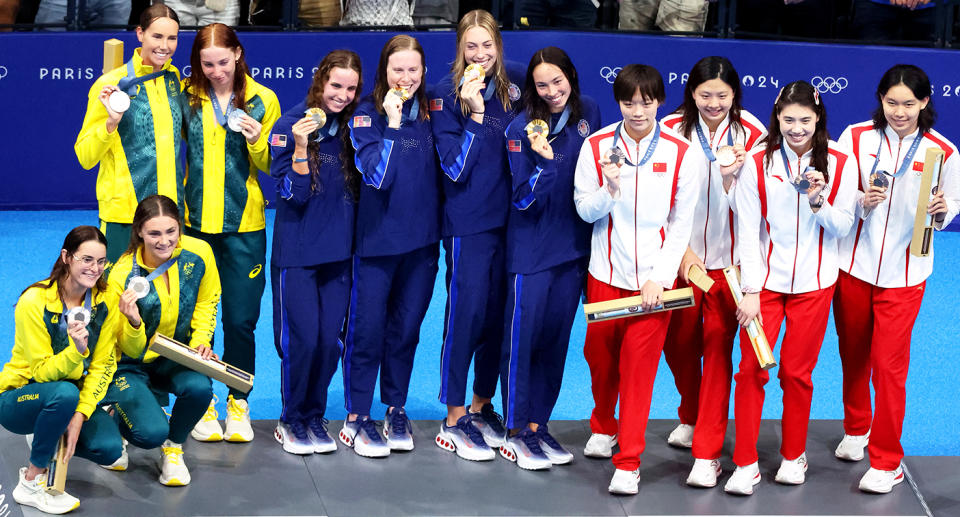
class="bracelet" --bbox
[472,110,485,115]
[810,194,824,208]
[293,156,308,164]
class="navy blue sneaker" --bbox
[499,428,552,470]
[469,403,506,448]
[436,415,495,461]
[339,416,390,458]
[307,416,337,454]
[383,407,414,451]
[536,424,574,465]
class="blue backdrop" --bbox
[1,31,960,210]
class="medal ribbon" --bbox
[209,89,236,128]
[401,97,420,124]
[59,289,92,331]
[695,122,734,162]
[869,129,924,180]
[117,59,167,97]
[132,254,180,286]
[314,116,340,142]
[549,104,571,136]
[457,77,497,102]
[612,122,660,168]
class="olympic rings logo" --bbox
[811,76,848,94]
[600,66,622,84]
[0,66,8,80]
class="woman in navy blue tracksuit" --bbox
[499,46,600,470]
[429,9,526,460]
[269,50,362,456]
[340,35,441,458]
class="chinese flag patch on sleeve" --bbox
[429,98,443,111]
[653,162,667,173]
[507,139,522,152]
[913,160,925,172]
[353,115,372,128]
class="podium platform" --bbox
[1,420,954,517]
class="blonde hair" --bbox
[451,10,511,116]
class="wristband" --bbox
[293,156,308,164]
[472,110,485,115]
[810,194,824,208]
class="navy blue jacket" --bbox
[269,101,355,268]
[504,96,601,274]
[348,92,441,257]
[431,61,525,237]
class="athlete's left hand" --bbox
[640,279,663,311]
[238,113,263,144]
[195,344,219,361]
[63,412,85,462]
[804,169,826,202]
[928,188,947,215]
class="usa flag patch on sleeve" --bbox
[353,115,372,128]
[430,98,443,111]
[507,139,522,152]
[653,162,667,173]
[270,134,287,147]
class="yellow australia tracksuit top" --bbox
[0,282,120,418]
[107,235,221,363]
[183,75,282,234]
[75,48,185,224]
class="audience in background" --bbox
[619,0,708,32]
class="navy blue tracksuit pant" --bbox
[343,244,439,416]
[438,230,505,406]
[272,260,351,423]
[501,259,585,429]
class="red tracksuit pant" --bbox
[664,269,740,460]
[833,271,924,471]
[584,274,672,471]
[732,287,833,467]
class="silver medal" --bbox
[128,276,150,299]
[108,90,130,113]
[66,306,91,326]
[227,109,245,132]
[715,146,737,167]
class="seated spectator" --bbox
[34,0,131,29]
[852,0,935,41]
[340,0,414,26]
[414,0,457,26]
[619,0,706,32]
[164,0,240,27]
[299,0,341,27]
[515,0,597,28]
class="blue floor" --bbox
[2,210,958,456]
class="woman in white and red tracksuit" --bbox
[725,81,858,496]
[659,57,766,487]
[574,64,702,495]
[833,64,958,494]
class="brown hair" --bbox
[373,35,429,121]
[451,10,512,117]
[138,2,179,30]
[306,50,363,199]
[184,23,250,113]
[124,195,181,257]
[21,226,108,300]
[762,81,830,182]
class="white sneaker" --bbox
[435,416,495,461]
[159,440,191,486]
[859,464,904,494]
[100,439,128,471]
[191,396,223,442]
[12,467,80,515]
[224,395,254,443]
[835,431,870,461]
[608,468,641,495]
[775,453,808,485]
[724,462,761,495]
[687,458,722,488]
[583,433,617,458]
[274,421,315,455]
[667,423,694,448]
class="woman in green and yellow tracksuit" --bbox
[74,4,184,262]
[104,194,221,487]
[0,226,121,515]
[180,23,281,443]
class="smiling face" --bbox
[462,26,497,76]
[386,49,422,96]
[619,89,659,141]
[777,103,818,155]
[882,83,929,138]
[199,45,240,91]
[139,215,180,267]
[533,63,570,114]
[694,78,734,128]
[63,240,107,291]
[136,17,179,70]
[321,67,360,114]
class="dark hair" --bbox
[522,46,582,126]
[21,226,108,300]
[125,195,181,257]
[872,64,936,134]
[185,23,250,113]
[613,64,665,106]
[139,3,179,30]
[373,35,429,122]
[306,50,363,199]
[674,56,743,141]
[762,81,830,182]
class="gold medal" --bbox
[525,119,548,137]
[389,88,411,102]
[715,146,737,167]
[305,107,327,127]
[463,63,485,83]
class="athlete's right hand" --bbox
[98,85,124,132]
[861,184,888,210]
[679,248,705,284]
[736,292,761,326]
[119,289,142,329]
[599,157,621,196]
[66,320,89,354]
[383,94,403,129]
[291,116,320,150]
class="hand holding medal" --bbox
[598,148,622,196]
[525,121,554,160]
[801,168,826,204]
[383,88,407,128]
[98,85,127,131]
[229,109,262,144]
[461,64,486,114]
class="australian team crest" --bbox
[577,119,590,137]
[508,83,521,101]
